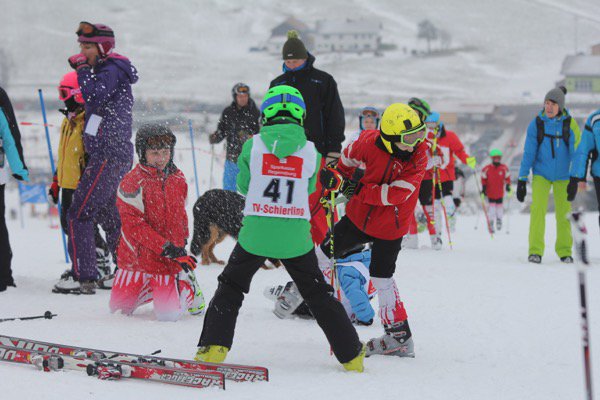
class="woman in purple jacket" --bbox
[54,22,138,294]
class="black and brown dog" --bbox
[190,189,280,268]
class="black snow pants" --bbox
[198,243,362,364]
[0,184,15,291]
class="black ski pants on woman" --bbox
[198,243,363,364]
[0,184,15,291]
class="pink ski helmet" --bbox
[76,21,115,57]
[58,71,84,104]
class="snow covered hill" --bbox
[2,0,600,105]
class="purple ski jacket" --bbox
[77,54,138,161]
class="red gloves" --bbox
[319,167,344,192]
[68,54,90,70]
[48,175,59,204]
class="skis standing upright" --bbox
[570,211,594,400]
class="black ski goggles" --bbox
[76,21,114,38]
[234,85,250,95]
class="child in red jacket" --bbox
[109,124,204,321]
[319,103,428,358]
[481,149,511,232]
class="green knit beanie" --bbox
[282,30,308,60]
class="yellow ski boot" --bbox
[194,345,229,363]
[342,344,366,372]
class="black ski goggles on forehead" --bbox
[146,135,175,149]
[76,21,114,38]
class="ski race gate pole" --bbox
[435,166,453,249]
[188,119,200,199]
[38,89,70,263]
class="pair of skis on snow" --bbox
[0,335,268,390]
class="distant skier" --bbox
[0,86,28,292]
[420,111,476,248]
[345,106,380,145]
[110,124,204,321]
[517,86,580,264]
[318,103,428,358]
[481,149,511,232]
[66,22,138,293]
[196,85,365,372]
[209,82,260,192]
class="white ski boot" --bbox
[273,282,304,319]
[402,234,419,250]
[366,321,414,358]
[430,234,442,250]
[180,271,205,315]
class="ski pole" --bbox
[472,169,494,238]
[0,311,57,323]
[188,119,200,199]
[38,89,69,263]
[505,189,513,234]
[435,167,453,249]
[570,211,594,400]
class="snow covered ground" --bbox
[1,185,599,399]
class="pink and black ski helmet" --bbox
[76,22,115,57]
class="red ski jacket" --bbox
[116,164,189,275]
[425,127,470,182]
[338,130,428,240]
[481,163,511,200]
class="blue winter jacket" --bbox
[518,110,580,182]
[570,109,600,179]
[337,250,375,324]
[0,108,28,181]
[77,54,138,161]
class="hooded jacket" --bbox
[210,99,261,162]
[519,110,580,182]
[270,54,345,157]
[425,125,470,182]
[237,123,321,259]
[77,54,138,161]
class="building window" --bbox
[574,79,593,92]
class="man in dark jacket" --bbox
[270,31,346,244]
[210,83,260,191]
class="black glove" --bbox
[453,197,462,208]
[482,185,487,196]
[319,167,344,192]
[161,243,197,272]
[505,184,511,193]
[516,180,527,203]
[356,318,373,326]
[340,179,358,199]
[567,177,579,202]
[12,174,24,181]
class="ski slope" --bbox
[1,185,599,399]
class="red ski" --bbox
[0,335,268,382]
[0,345,225,389]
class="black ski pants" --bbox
[198,243,362,364]
[419,179,453,205]
[320,216,402,279]
[0,185,14,291]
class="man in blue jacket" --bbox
[516,86,581,264]
[0,86,29,292]
[568,108,600,227]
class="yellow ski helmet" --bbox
[379,103,426,153]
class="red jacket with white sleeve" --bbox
[338,130,428,240]
[116,163,189,275]
[481,163,511,200]
[425,126,470,182]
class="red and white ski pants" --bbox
[109,269,194,321]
